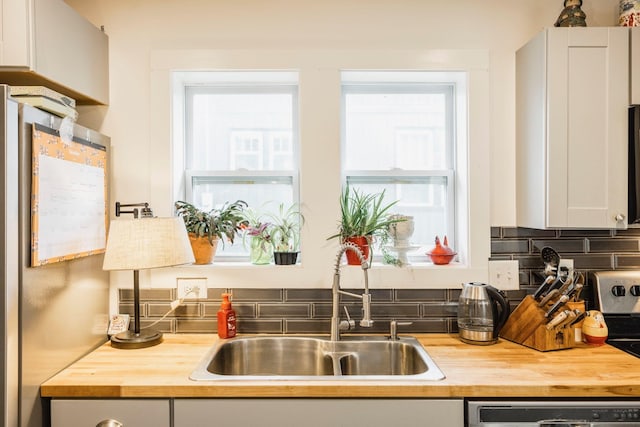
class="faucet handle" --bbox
[389,320,413,340]
[339,306,356,331]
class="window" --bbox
[342,71,462,262]
[162,49,490,287]
[180,71,299,258]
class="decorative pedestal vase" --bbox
[386,215,417,265]
[389,215,415,247]
[274,252,298,265]
[249,238,273,265]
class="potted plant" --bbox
[240,206,274,265]
[327,184,403,265]
[175,200,248,264]
[266,202,305,265]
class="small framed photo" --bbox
[108,314,130,336]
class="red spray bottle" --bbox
[217,293,236,339]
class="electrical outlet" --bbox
[488,260,520,290]
[559,258,574,271]
[177,278,207,299]
[558,259,574,277]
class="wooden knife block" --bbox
[499,295,584,352]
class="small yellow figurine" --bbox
[554,0,587,27]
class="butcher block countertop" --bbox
[41,334,640,399]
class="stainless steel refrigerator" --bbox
[0,85,110,427]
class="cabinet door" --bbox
[546,28,628,228]
[0,0,109,104]
[174,398,464,427]
[51,399,171,427]
[0,0,31,67]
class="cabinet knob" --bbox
[96,420,123,427]
[615,213,626,222]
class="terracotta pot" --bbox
[188,233,219,265]
[344,236,370,265]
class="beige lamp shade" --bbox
[103,217,195,271]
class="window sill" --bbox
[149,260,487,290]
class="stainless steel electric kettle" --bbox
[457,282,510,345]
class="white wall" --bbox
[65,0,621,306]
[68,0,619,227]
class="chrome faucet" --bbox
[330,243,374,341]
[389,320,413,341]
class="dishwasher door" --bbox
[467,401,640,427]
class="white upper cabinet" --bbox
[516,27,628,229]
[0,0,109,105]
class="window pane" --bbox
[188,90,294,171]
[191,176,294,256]
[180,72,300,262]
[191,176,293,212]
[346,176,449,249]
[342,75,457,261]
[344,90,449,171]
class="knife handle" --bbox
[556,275,574,295]
[545,295,569,318]
[545,310,569,330]
[568,310,586,327]
[558,310,577,329]
[538,289,560,308]
[533,275,555,300]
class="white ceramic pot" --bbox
[389,215,414,247]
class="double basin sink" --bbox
[190,335,445,381]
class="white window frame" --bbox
[341,77,458,263]
[179,73,300,259]
[148,49,490,289]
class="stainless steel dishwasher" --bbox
[467,401,640,426]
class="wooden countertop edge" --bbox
[40,333,640,399]
[40,384,640,399]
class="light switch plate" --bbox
[488,260,520,290]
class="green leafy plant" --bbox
[175,200,248,247]
[327,184,402,241]
[266,202,305,252]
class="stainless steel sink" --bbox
[190,335,445,381]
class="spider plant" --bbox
[327,184,403,241]
[265,202,305,252]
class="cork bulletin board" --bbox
[31,123,108,266]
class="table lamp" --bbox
[103,215,195,349]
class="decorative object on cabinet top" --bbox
[619,0,640,26]
[554,0,587,27]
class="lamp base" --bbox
[110,329,163,349]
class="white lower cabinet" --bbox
[173,398,464,427]
[51,399,171,427]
